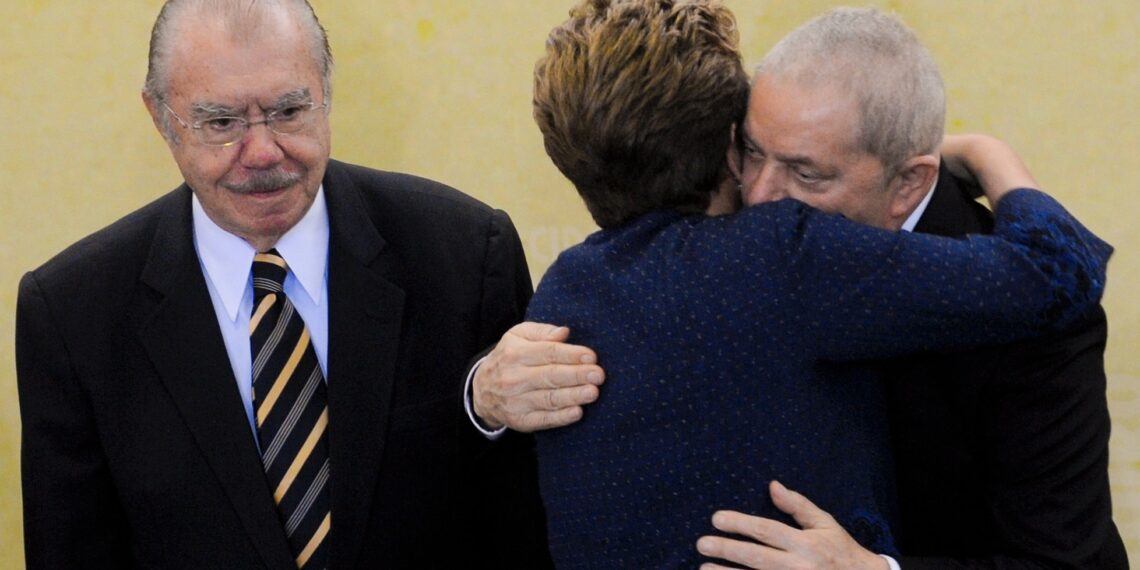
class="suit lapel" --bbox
[322,162,408,568]
[137,187,296,569]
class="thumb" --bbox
[770,480,836,530]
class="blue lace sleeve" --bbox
[992,188,1112,327]
[775,188,1112,361]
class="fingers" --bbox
[517,406,586,431]
[472,322,605,432]
[709,510,797,550]
[493,385,597,432]
[505,335,597,369]
[491,359,603,392]
[510,321,572,342]
[497,323,603,388]
[506,322,584,362]
[697,533,791,569]
[491,378,600,432]
[533,360,606,392]
[526,383,600,412]
[769,480,836,531]
[700,492,879,570]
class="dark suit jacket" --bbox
[887,169,1128,569]
[16,160,553,569]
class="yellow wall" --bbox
[1,0,1136,563]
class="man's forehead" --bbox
[165,5,318,75]
[164,16,323,108]
[745,78,861,161]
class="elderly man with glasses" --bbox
[15,1,551,568]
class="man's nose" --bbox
[238,121,285,169]
[742,165,787,206]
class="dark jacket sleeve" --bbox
[453,208,554,568]
[895,309,1128,570]
[459,206,535,433]
[16,271,133,569]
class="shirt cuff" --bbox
[464,355,508,440]
[881,554,901,570]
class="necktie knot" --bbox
[252,249,288,302]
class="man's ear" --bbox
[888,154,939,220]
[142,92,174,145]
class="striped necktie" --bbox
[250,250,330,569]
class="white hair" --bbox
[757,7,945,176]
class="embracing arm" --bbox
[16,272,132,569]
[698,478,1124,570]
[694,485,1059,570]
[788,138,1111,360]
[464,211,604,435]
[696,482,891,570]
[939,134,1037,208]
[693,484,1073,570]
[469,323,604,433]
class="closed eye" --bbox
[794,169,821,183]
[742,142,764,161]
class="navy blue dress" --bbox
[527,190,1111,568]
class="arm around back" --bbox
[772,188,1112,361]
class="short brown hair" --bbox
[533,0,749,228]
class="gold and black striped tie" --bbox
[251,250,330,569]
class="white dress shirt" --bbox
[900,179,937,233]
[191,187,330,439]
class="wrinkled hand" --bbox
[696,481,888,570]
[472,322,605,432]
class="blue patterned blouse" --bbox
[527,189,1111,568]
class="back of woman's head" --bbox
[534,0,749,228]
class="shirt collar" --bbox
[192,186,329,321]
[900,177,938,233]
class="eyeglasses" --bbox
[162,101,329,147]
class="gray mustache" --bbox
[224,170,303,194]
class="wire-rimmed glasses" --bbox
[162,101,329,147]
